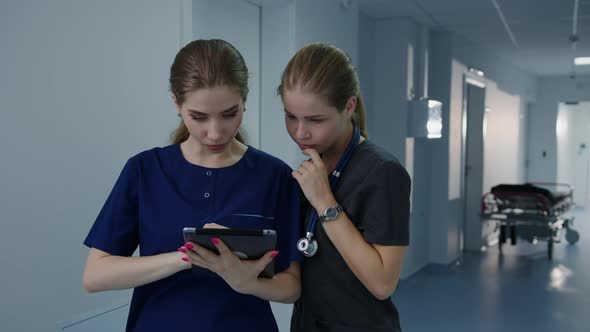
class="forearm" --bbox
[324,218,399,297]
[317,201,402,300]
[243,263,301,303]
[83,250,186,293]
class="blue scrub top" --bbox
[84,144,302,332]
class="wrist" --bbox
[314,197,338,216]
[171,251,191,272]
[234,278,260,295]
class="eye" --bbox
[223,111,238,119]
[309,118,323,123]
[190,116,207,122]
[285,114,296,120]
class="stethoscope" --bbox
[296,125,361,257]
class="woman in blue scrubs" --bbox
[279,43,411,332]
[83,39,302,332]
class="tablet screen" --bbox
[182,227,277,278]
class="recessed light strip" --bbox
[574,57,590,66]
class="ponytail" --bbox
[353,95,368,138]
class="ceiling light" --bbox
[574,57,590,65]
[468,67,485,76]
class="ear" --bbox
[344,96,357,117]
[171,93,181,115]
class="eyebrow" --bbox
[188,104,240,115]
[284,109,326,120]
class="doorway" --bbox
[557,101,590,207]
[462,76,486,251]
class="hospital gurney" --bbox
[481,182,580,259]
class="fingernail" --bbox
[178,247,187,253]
[271,251,279,258]
[211,238,220,245]
[184,243,194,249]
[181,257,189,262]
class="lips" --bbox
[297,144,316,150]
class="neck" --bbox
[322,123,354,172]
[182,138,245,168]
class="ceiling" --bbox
[358,0,590,77]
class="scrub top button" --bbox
[206,171,212,176]
[204,192,210,198]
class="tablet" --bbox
[182,227,277,278]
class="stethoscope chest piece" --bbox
[297,233,318,257]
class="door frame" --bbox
[460,73,487,251]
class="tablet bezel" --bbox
[182,227,277,278]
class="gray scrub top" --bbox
[292,140,411,332]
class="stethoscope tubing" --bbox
[298,125,361,256]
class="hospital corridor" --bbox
[1,0,589,331]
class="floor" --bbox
[393,207,590,332]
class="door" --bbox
[193,0,261,147]
[557,102,590,206]
[570,103,590,206]
[462,80,486,251]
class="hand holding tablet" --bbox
[182,227,277,278]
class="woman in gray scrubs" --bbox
[278,42,411,332]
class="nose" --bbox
[295,122,310,141]
[207,121,224,142]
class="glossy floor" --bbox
[393,207,589,332]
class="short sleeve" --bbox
[273,167,303,273]
[83,157,139,256]
[356,161,411,246]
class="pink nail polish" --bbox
[178,247,187,253]
[211,238,220,245]
[185,243,194,249]
[181,257,189,262]
[271,251,279,258]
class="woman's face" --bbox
[282,88,352,155]
[176,85,244,153]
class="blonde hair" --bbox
[277,42,368,138]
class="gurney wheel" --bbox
[565,229,580,245]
